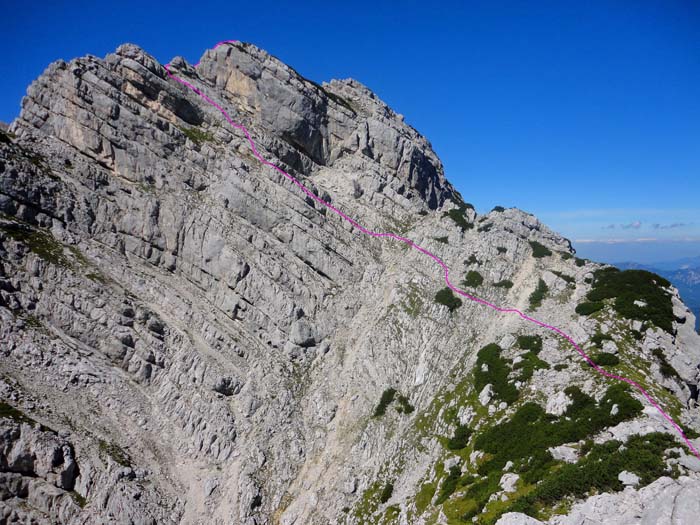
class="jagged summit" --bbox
[14,41,458,214]
[2,41,700,525]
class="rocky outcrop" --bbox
[1,41,700,524]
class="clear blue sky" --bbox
[3,1,699,262]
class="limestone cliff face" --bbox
[1,42,699,525]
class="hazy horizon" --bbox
[572,240,700,266]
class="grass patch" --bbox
[98,439,131,467]
[1,222,71,267]
[529,241,552,258]
[462,270,484,288]
[435,287,463,312]
[528,279,549,309]
[0,402,36,425]
[415,482,436,515]
[179,125,215,145]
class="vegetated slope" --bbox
[1,42,700,525]
[617,261,700,332]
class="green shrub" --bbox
[529,279,549,309]
[502,432,676,520]
[497,246,507,254]
[552,270,575,284]
[561,252,573,260]
[463,470,502,510]
[478,223,493,233]
[434,236,449,244]
[435,466,462,504]
[587,268,674,332]
[462,270,484,288]
[379,482,394,503]
[575,257,586,267]
[492,206,506,213]
[447,424,473,450]
[681,425,700,439]
[465,254,479,265]
[651,348,680,379]
[494,279,514,289]
[590,352,620,367]
[590,332,613,348]
[69,491,87,508]
[517,335,543,353]
[435,288,463,312]
[396,394,415,414]
[474,344,518,404]
[529,241,552,258]
[373,388,396,417]
[514,351,550,381]
[575,302,604,316]
[473,384,642,483]
[443,204,474,231]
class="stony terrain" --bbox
[1,41,699,524]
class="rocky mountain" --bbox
[1,41,700,525]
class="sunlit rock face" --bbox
[1,41,699,524]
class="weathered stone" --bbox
[0,39,699,525]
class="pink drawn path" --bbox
[164,40,700,460]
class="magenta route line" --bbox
[164,39,700,460]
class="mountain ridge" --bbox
[1,41,700,525]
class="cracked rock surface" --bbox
[1,41,700,524]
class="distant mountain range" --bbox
[616,256,700,330]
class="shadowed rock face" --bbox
[1,42,700,525]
